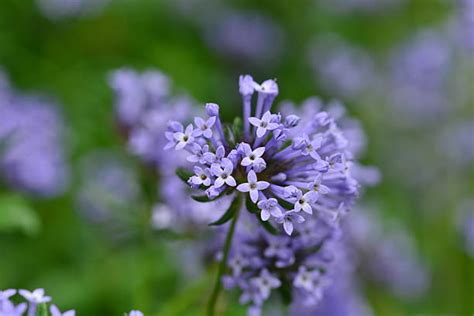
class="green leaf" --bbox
[278,279,293,306]
[175,168,193,184]
[245,195,259,214]
[258,218,280,235]
[276,197,294,210]
[191,195,213,203]
[0,193,40,236]
[232,117,243,140]
[208,195,241,226]
[224,126,235,147]
[36,303,49,316]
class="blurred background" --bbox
[0,0,473,315]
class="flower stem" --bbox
[207,196,242,316]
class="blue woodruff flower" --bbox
[167,75,369,315]
[167,74,360,235]
[0,288,143,316]
[0,70,69,197]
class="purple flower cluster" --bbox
[0,71,69,197]
[109,68,228,230]
[167,74,360,235]
[457,199,474,258]
[454,0,474,52]
[345,207,430,299]
[0,288,144,316]
[166,75,367,314]
[290,240,373,316]
[223,214,342,315]
[308,36,377,100]
[387,30,452,126]
[0,288,73,316]
[203,11,285,67]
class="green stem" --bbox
[207,196,242,316]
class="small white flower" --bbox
[236,170,270,203]
[211,158,236,188]
[173,124,194,150]
[240,145,266,170]
[193,116,216,138]
[248,111,280,138]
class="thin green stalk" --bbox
[207,196,242,316]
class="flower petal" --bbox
[237,183,250,192]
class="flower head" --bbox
[167,74,360,234]
[167,74,367,314]
[236,170,270,203]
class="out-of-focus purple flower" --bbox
[36,0,110,20]
[75,150,142,239]
[345,207,430,299]
[308,36,377,100]
[0,300,27,316]
[0,289,16,302]
[387,30,453,126]
[50,304,75,316]
[0,72,69,197]
[128,310,144,316]
[457,199,474,257]
[453,0,474,52]
[203,12,285,67]
[110,68,232,231]
[291,240,373,316]
[109,68,193,169]
[438,120,474,167]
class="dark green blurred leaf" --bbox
[208,195,240,226]
[258,217,280,235]
[175,168,193,184]
[245,195,259,214]
[278,279,292,306]
[190,195,213,203]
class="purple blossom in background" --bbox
[36,0,110,20]
[387,30,453,126]
[291,241,373,316]
[438,120,474,167]
[0,71,69,197]
[453,0,474,52]
[75,150,142,239]
[308,36,377,100]
[109,68,229,231]
[457,200,474,257]
[203,11,285,67]
[166,74,372,314]
[128,311,144,316]
[345,207,430,299]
